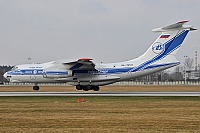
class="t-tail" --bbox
[133,20,197,71]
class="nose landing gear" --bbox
[33,85,40,91]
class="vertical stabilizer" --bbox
[139,20,196,62]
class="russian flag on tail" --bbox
[160,34,170,39]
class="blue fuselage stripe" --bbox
[7,62,179,76]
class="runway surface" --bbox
[0,92,199,96]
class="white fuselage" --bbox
[4,58,179,86]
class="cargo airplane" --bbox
[4,20,196,91]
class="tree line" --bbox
[0,66,13,83]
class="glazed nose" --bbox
[3,72,7,79]
[3,72,11,81]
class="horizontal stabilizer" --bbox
[152,20,197,32]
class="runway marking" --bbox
[0,92,199,97]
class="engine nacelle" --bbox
[43,70,73,78]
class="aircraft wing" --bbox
[62,58,96,70]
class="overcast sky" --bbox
[0,0,199,66]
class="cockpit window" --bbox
[11,66,18,71]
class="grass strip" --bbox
[0,97,199,132]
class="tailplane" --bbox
[140,20,196,62]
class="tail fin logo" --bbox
[152,42,165,54]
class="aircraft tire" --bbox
[86,85,92,90]
[93,86,100,91]
[83,88,88,91]
[76,85,82,90]
[82,86,88,91]
[33,86,39,91]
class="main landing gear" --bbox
[76,85,100,91]
[32,84,99,91]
